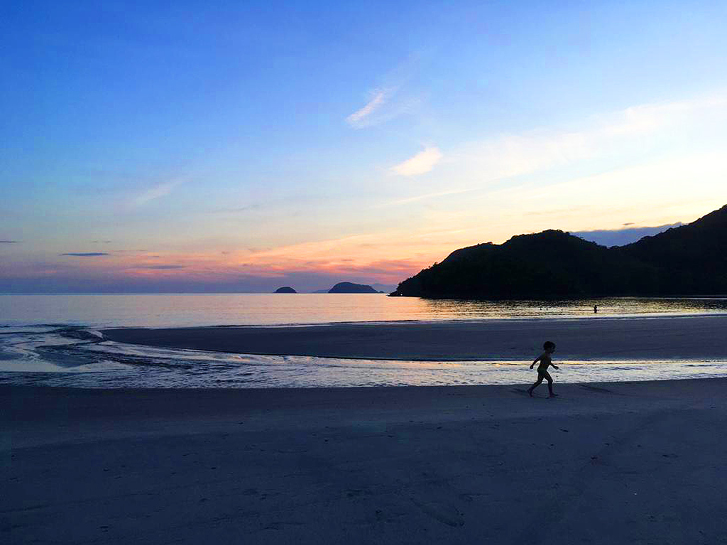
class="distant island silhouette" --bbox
[328,282,380,293]
[392,204,727,298]
[274,286,297,293]
[309,283,391,293]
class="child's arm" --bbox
[530,354,542,369]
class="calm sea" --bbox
[1,294,726,388]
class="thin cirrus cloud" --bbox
[1,240,19,244]
[210,204,261,214]
[454,93,727,183]
[133,265,186,270]
[379,187,475,207]
[230,229,471,283]
[346,85,406,129]
[346,55,423,129]
[60,252,110,257]
[385,92,727,207]
[133,179,184,207]
[391,147,443,176]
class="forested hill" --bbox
[391,204,727,298]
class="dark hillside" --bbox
[393,205,727,298]
[618,205,727,294]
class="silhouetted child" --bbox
[528,341,558,398]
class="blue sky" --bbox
[1,1,727,292]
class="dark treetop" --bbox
[392,204,727,298]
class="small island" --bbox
[274,286,297,293]
[328,282,379,293]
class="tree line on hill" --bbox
[392,204,727,298]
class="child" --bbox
[528,341,558,398]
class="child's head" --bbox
[543,340,556,353]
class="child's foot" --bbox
[549,393,558,398]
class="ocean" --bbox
[2,294,727,388]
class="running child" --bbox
[528,341,558,398]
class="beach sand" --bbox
[102,315,727,360]
[3,379,726,544]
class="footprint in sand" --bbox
[411,498,464,527]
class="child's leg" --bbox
[528,375,544,396]
[544,371,555,397]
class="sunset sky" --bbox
[2,1,727,292]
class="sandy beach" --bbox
[3,379,726,544]
[103,315,727,360]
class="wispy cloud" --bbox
[226,227,483,284]
[383,92,727,209]
[380,188,475,208]
[345,54,426,129]
[391,147,443,176]
[346,88,393,128]
[133,264,185,270]
[134,179,184,206]
[480,147,727,234]
[0,240,19,244]
[454,94,727,183]
[60,252,110,257]
[210,204,260,214]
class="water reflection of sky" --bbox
[421,297,727,319]
[1,294,727,329]
[1,326,726,390]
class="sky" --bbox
[1,0,727,293]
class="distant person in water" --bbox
[528,341,558,398]
[594,305,598,313]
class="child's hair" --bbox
[543,341,556,350]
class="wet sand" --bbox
[102,315,727,360]
[3,379,726,544]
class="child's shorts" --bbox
[537,369,552,380]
